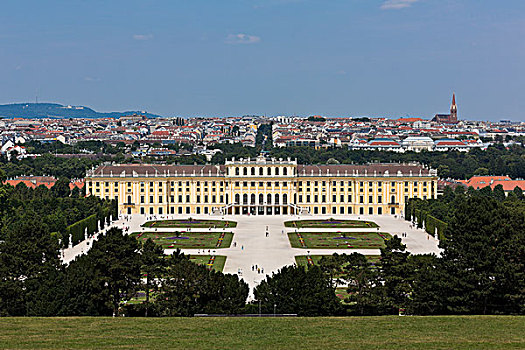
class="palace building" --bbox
[85,157,438,216]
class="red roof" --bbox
[395,117,424,123]
[458,176,525,191]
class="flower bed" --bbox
[288,231,391,249]
[284,219,378,229]
[141,219,237,228]
[131,231,234,249]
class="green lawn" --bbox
[336,287,351,301]
[189,255,227,272]
[0,317,523,349]
[142,219,237,228]
[285,219,378,228]
[289,231,391,249]
[295,255,381,267]
[132,231,233,249]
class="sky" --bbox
[0,0,524,121]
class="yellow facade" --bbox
[85,157,438,216]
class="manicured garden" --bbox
[142,218,237,228]
[288,231,391,249]
[285,219,378,228]
[1,316,523,349]
[131,231,233,249]
[189,255,227,272]
[295,255,381,267]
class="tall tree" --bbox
[439,196,525,314]
[86,227,141,316]
[254,265,342,316]
[140,238,165,317]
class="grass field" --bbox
[285,219,378,228]
[131,231,233,249]
[189,255,227,272]
[0,316,523,349]
[288,231,391,249]
[295,255,381,267]
[142,219,237,228]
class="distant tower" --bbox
[450,93,457,123]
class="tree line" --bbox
[5,140,525,180]
[255,187,525,315]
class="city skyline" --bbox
[1,1,524,120]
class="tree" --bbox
[378,236,412,314]
[85,228,141,316]
[157,251,248,316]
[340,253,381,315]
[140,238,165,317]
[513,186,524,200]
[439,196,525,314]
[474,167,489,176]
[254,265,342,316]
[493,184,506,202]
[0,211,62,316]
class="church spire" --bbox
[450,92,457,122]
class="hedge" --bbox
[66,214,98,246]
[64,200,117,247]
[425,215,447,241]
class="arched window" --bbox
[275,167,280,176]
[267,167,271,176]
[243,167,248,176]
[275,193,280,204]
[251,194,256,204]
[243,194,248,204]
[127,195,132,204]
[235,167,240,176]
[226,194,229,203]
[267,193,272,204]
[283,168,288,175]
[251,167,255,176]
[283,193,288,205]
[259,193,264,204]
[259,167,263,176]
[391,195,396,204]
[235,194,240,204]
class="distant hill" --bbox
[0,103,164,119]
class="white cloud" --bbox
[133,34,153,41]
[225,33,261,45]
[380,0,419,10]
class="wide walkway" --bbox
[62,214,441,297]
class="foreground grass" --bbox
[0,316,523,349]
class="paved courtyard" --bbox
[62,214,441,297]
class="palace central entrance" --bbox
[229,205,290,215]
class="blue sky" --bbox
[1,0,524,120]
